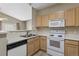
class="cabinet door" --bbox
[42,15,48,27]
[36,16,42,27]
[64,8,76,26]
[40,37,47,51]
[76,7,79,26]
[48,13,56,20]
[56,12,64,19]
[64,44,78,56]
[34,38,40,52]
[27,41,34,56]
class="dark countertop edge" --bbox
[7,39,27,50]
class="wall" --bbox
[26,20,32,30]
[0,12,23,31]
[32,8,38,30]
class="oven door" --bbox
[47,37,64,53]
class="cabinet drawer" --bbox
[65,40,79,45]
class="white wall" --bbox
[2,21,16,31]
[0,3,32,21]
[32,8,37,30]
[0,12,22,31]
[26,20,32,30]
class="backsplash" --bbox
[37,27,65,36]
[65,27,77,34]
[65,27,79,39]
[37,28,50,36]
[36,27,79,39]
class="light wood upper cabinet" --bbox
[64,8,76,26]
[36,16,42,27]
[42,15,48,27]
[36,15,48,27]
[75,7,79,26]
[48,12,64,20]
[64,40,79,56]
[48,13,56,20]
[56,12,64,19]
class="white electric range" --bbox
[47,30,65,56]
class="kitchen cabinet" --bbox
[34,37,40,52]
[56,12,64,19]
[27,37,40,56]
[75,7,79,26]
[64,8,76,26]
[64,39,79,56]
[36,16,48,27]
[40,36,47,52]
[48,13,56,20]
[42,15,48,27]
[48,12,64,20]
[36,16,42,27]
[27,36,47,55]
[27,39,35,56]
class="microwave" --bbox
[49,19,64,27]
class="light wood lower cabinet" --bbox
[40,36,47,52]
[34,38,40,52]
[27,37,40,56]
[27,36,47,56]
[64,40,79,56]
[27,40,35,56]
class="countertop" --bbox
[65,34,79,41]
[0,31,7,34]
[23,36,39,40]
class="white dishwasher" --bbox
[7,39,27,56]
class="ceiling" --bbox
[30,3,56,10]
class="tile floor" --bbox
[33,51,50,56]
